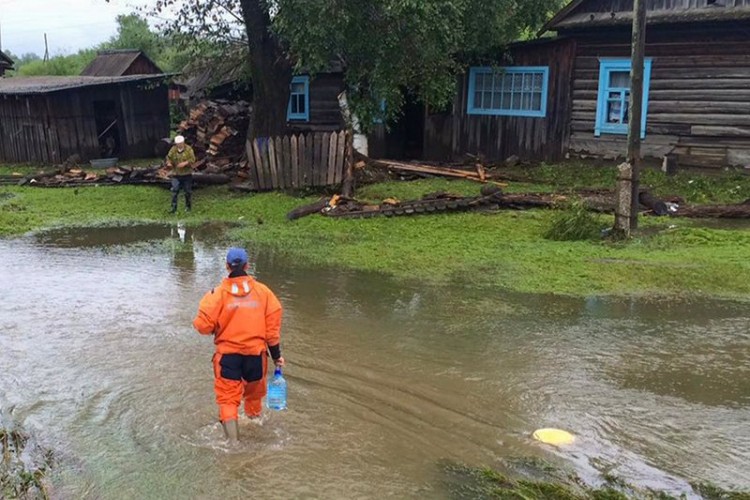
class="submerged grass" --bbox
[1,162,750,298]
[443,462,750,500]
[1,426,52,499]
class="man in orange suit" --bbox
[193,247,285,442]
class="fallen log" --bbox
[673,201,750,218]
[287,197,331,221]
[191,172,231,185]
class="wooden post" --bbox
[627,0,647,231]
[614,162,633,238]
[341,130,355,197]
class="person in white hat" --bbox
[165,135,196,213]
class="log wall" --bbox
[288,73,346,133]
[422,37,576,163]
[569,26,750,167]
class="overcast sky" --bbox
[1,0,145,56]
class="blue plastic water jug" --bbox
[266,367,287,411]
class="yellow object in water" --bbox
[532,428,575,446]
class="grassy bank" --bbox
[1,162,750,298]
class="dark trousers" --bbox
[171,175,193,212]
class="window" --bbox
[287,75,309,121]
[595,58,653,138]
[467,66,549,117]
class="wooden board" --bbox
[291,134,299,188]
[277,135,287,188]
[337,131,345,182]
[260,139,272,190]
[320,132,330,186]
[327,131,338,185]
[268,136,279,189]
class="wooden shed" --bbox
[0,51,13,77]
[0,75,169,164]
[81,49,163,77]
[544,0,750,168]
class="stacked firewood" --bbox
[177,99,251,167]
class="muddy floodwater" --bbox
[1,224,749,498]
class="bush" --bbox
[543,199,604,241]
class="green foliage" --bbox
[16,50,96,76]
[544,200,605,241]
[273,0,564,129]
[100,14,163,59]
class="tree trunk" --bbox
[627,0,647,230]
[239,0,293,139]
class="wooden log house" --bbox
[420,0,750,168]
[0,75,170,163]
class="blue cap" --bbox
[226,247,248,267]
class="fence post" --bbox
[342,130,355,197]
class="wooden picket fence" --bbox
[245,130,349,191]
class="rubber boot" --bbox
[170,193,178,214]
[185,192,192,212]
[222,419,239,442]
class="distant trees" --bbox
[7,14,200,76]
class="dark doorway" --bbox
[93,100,121,157]
[376,91,425,160]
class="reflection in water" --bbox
[1,226,749,498]
[170,223,196,277]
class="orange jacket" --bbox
[193,275,282,355]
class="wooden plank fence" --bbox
[245,130,349,190]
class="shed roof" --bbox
[80,49,162,76]
[0,50,13,69]
[540,0,750,34]
[0,74,169,95]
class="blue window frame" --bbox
[287,75,310,121]
[467,66,549,117]
[595,58,653,138]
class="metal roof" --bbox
[0,74,170,95]
[80,49,162,77]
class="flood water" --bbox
[1,223,749,499]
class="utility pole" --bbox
[627,0,647,231]
[614,0,647,237]
[44,33,49,63]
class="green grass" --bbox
[501,161,750,204]
[2,163,750,298]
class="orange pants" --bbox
[212,353,268,422]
